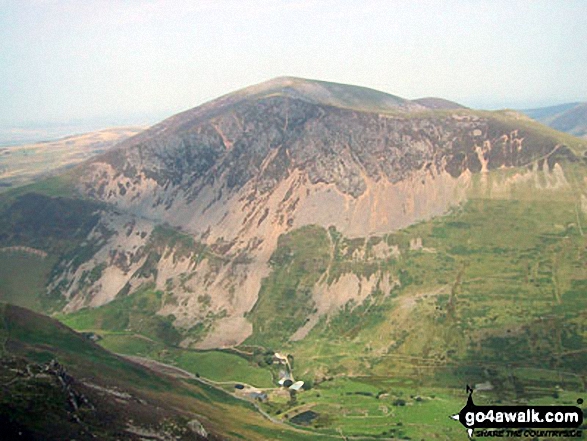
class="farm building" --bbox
[289,381,304,391]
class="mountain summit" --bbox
[213,76,428,113]
[116,76,431,149]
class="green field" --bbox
[97,332,276,388]
[264,377,466,439]
[258,376,585,439]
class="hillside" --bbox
[0,303,325,440]
[61,77,585,347]
[175,76,428,116]
[522,102,587,138]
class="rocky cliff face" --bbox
[79,80,569,239]
[44,77,584,347]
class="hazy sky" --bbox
[1,0,587,128]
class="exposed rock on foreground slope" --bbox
[7,77,587,348]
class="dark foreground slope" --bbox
[0,303,318,441]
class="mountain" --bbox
[0,127,144,192]
[1,77,587,439]
[522,102,587,138]
[55,76,583,347]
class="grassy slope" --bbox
[291,177,587,378]
[245,225,331,347]
[58,279,277,388]
[0,183,105,313]
[59,284,182,346]
[0,174,80,203]
[0,253,54,311]
[64,329,276,389]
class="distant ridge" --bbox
[522,102,581,120]
[521,102,587,138]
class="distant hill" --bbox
[0,127,144,192]
[522,102,587,138]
